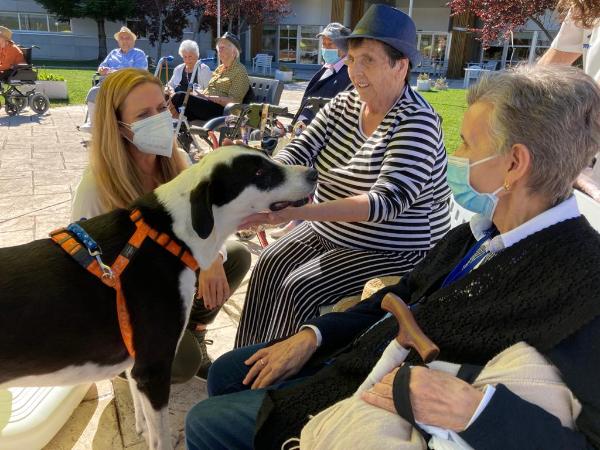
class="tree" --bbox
[196,0,291,36]
[447,0,556,48]
[35,0,134,61]
[130,0,198,60]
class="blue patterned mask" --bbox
[447,154,503,220]
[321,48,341,65]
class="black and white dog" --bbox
[0,146,317,450]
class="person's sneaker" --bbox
[190,328,213,380]
[77,122,92,134]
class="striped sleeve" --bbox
[274,97,334,167]
[367,110,441,222]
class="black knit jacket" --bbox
[254,217,600,449]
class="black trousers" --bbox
[171,92,225,121]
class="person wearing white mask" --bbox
[72,69,251,381]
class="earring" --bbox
[503,179,511,191]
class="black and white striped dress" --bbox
[235,86,451,347]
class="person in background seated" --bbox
[170,32,249,122]
[0,26,25,80]
[165,39,212,96]
[185,63,600,450]
[72,68,250,380]
[79,27,148,132]
[271,22,353,239]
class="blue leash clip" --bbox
[67,223,114,280]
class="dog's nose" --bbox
[306,168,318,183]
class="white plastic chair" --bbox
[0,384,91,449]
[252,54,273,75]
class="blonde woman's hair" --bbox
[91,68,188,211]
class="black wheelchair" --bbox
[0,46,49,116]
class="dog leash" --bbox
[50,209,199,357]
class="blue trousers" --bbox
[185,343,322,450]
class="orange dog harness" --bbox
[50,209,199,357]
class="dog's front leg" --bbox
[130,362,173,450]
[126,369,149,438]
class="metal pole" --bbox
[408,0,414,17]
[217,0,221,37]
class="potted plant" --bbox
[434,77,448,91]
[416,73,431,91]
[275,64,293,83]
[36,71,68,100]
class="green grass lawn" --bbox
[419,89,468,153]
[40,68,468,151]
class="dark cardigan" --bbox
[255,217,600,449]
[298,65,352,124]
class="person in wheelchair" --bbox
[169,32,249,123]
[79,26,148,132]
[165,40,212,97]
[0,26,25,81]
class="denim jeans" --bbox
[185,343,322,449]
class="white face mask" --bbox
[120,110,174,157]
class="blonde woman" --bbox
[72,68,251,381]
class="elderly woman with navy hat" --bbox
[234,5,451,349]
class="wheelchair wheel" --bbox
[7,96,27,113]
[5,101,19,116]
[29,93,50,115]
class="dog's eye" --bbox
[255,169,265,177]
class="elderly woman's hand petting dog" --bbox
[242,329,318,389]
[198,255,231,309]
[362,366,484,431]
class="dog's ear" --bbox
[189,181,214,239]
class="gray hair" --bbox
[468,64,600,204]
[179,40,199,58]
[216,40,240,59]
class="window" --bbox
[0,12,19,30]
[279,25,297,62]
[418,32,449,61]
[261,25,277,57]
[19,13,49,32]
[49,16,71,33]
[0,11,71,33]
[299,25,320,64]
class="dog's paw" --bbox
[135,417,148,437]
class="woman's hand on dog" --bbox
[239,208,298,230]
[243,329,318,389]
[198,255,230,309]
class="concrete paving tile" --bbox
[34,168,85,187]
[35,213,72,239]
[0,147,32,160]
[1,157,65,171]
[0,229,34,247]
[0,176,34,196]
[61,151,89,163]
[34,183,72,195]
[0,215,34,233]
[0,169,31,179]
[0,193,71,220]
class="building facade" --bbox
[0,0,562,76]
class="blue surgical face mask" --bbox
[321,48,341,65]
[447,154,504,220]
[120,110,174,158]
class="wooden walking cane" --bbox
[381,293,439,363]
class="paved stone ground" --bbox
[0,83,306,450]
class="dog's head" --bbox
[156,146,316,266]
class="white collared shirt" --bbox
[319,57,346,81]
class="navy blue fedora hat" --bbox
[340,4,421,65]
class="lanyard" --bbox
[442,231,493,288]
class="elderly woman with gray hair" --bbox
[185,64,600,449]
[166,39,212,95]
[170,32,249,122]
